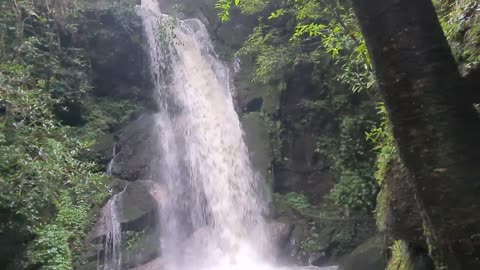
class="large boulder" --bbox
[89,181,160,241]
[121,227,162,268]
[273,197,377,266]
[339,234,389,270]
[78,181,163,269]
[110,114,158,181]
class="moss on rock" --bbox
[386,241,434,270]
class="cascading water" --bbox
[100,196,122,270]
[106,143,117,177]
[99,145,122,270]
[136,1,338,270]
[137,0,272,269]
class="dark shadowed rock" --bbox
[121,227,162,268]
[339,234,388,270]
[82,8,153,104]
[382,160,425,247]
[110,114,157,181]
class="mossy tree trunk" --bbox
[352,0,480,269]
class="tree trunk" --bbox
[351,0,480,269]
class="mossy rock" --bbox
[117,181,158,227]
[88,181,158,241]
[241,114,274,187]
[339,234,389,270]
[275,196,377,266]
[121,228,162,268]
[386,241,434,270]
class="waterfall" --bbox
[101,196,122,270]
[106,143,117,177]
[99,143,122,270]
[137,0,273,269]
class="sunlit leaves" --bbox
[365,103,396,183]
[296,0,321,20]
[216,0,270,21]
[268,9,285,19]
[292,23,327,40]
[215,0,233,22]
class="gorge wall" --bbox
[74,0,382,269]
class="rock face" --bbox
[272,197,377,267]
[110,114,157,181]
[339,234,389,270]
[274,64,336,204]
[77,0,376,268]
[82,7,153,105]
[75,3,164,269]
[79,181,161,269]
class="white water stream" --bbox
[138,0,271,268]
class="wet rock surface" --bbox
[78,180,162,269]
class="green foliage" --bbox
[366,103,396,183]
[123,230,143,250]
[157,16,180,46]
[289,1,375,93]
[386,240,416,270]
[227,0,376,93]
[224,0,380,213]
[301,225,321,252]
[435,0,480,72]
[215,0,239,22]
[317,115,378,212]
[329,170,377,212]
[85,97,142,135]
[284,192,310,210]
[273,192,311,212]
[28,187,106,270]
[0,0,123,268]
[0,59,108,269]
[238,26,298,83]
[216,0,270,21]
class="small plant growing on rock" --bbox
[284,192,311,210]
